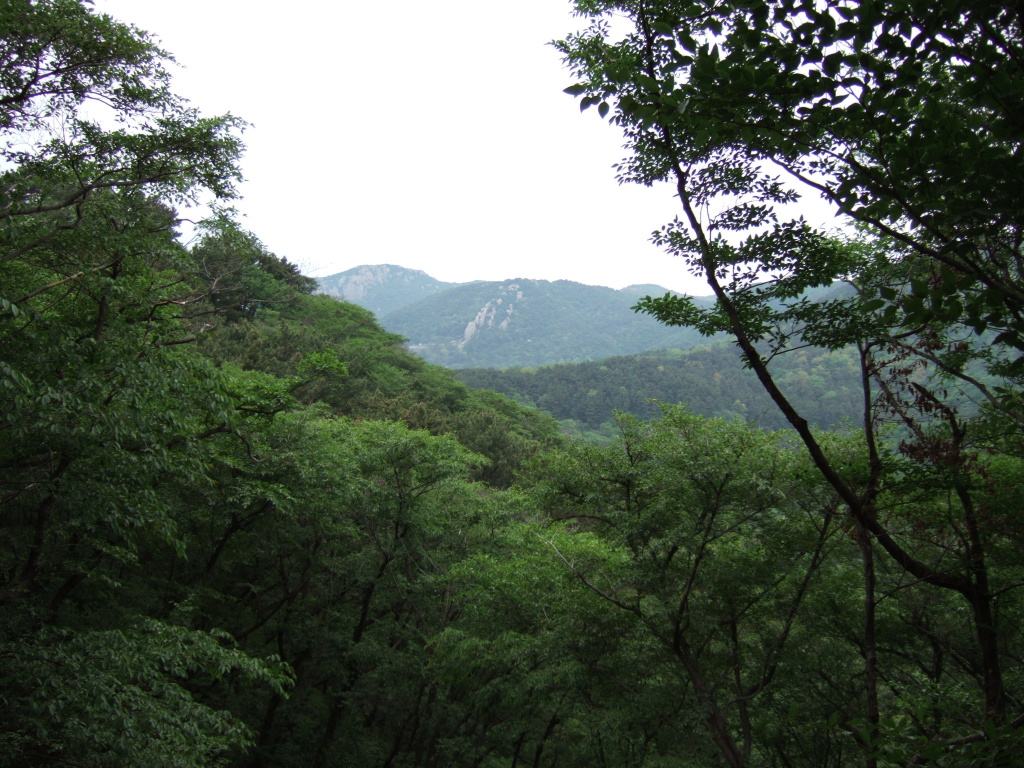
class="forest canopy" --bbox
[2,1,1024,768]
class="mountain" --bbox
[317,266,715,369]
[384,278,712,369]
[317,264,459,317]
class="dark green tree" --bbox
[559,0,1024,762]
[0,2,293,765]
[191,221,316,321]
[521,409,841,767]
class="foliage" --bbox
[196,292,564,488]
[0,2,286,763]
[559,0,1024,762]
[191,220,316,321]
[1,620,290,768]
[6,2,1024,767]
[458,338,865,436]
[155,411,493,768]
[519,409,841,766]
[0,0,245,215]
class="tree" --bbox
[121,404,468,768]
[0,0,245,221]
[559,0,1024,762]
[520,409,842,767]
[0,3,292,764]
[190,221,316,321]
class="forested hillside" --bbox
[192,262,562,488]
[3,2,1024,768]
[458,341,865,438]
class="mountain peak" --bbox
[317,264,457,317]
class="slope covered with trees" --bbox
[458,341,865,438]
[193,265,563,488]
[0,3,558,763]
[3,2,1024,768]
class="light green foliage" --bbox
[524,409,838,763]
[433,410,840,765]
[472,409,1024,766]
[436,513,655,768]
[197,291,564,488]
[1,620,290,768]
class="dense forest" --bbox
[457,341,868,439]
[3,2,1024,768]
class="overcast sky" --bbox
[94,1,827,295]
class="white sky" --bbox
[94,1,830,295]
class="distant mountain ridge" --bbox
[317,264,459,317]
[316,266,714,369]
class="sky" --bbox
[94,0,827,295]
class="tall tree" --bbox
[0,3,292,765]
[521,409,841,767]
[559,0,1024,762]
